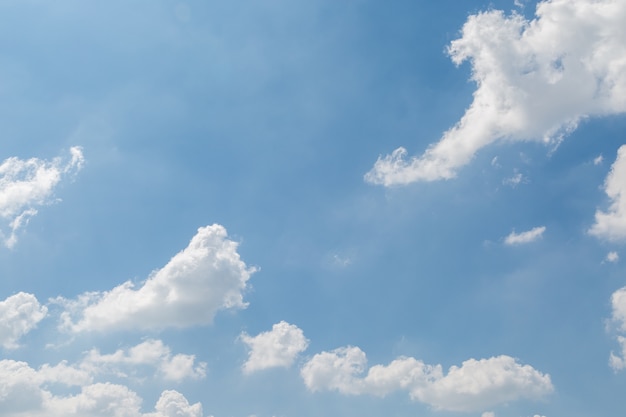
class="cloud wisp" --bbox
[504,226,546,245]
[82,339,207,382]
[0,147,84,247]
[56,224,256,333]
[300,345,553,412]
[366,0,626,186]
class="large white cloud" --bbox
[365,0,626,185]
[240,321,309,374]
[589,145,626,241]
[57,224,256,332]
[0,292,47,349]
[0,147,84,247]
[301,346,553,412]
[0,359,202,417]
[82,339,207,382]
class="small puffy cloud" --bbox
[241,321,309,374]
[145,390,203,417]
[609,336,626,371]
[0,147,84,247]
[608,287,626,371]
[57,224,256,332]
[301,346,552,412]
[482,412,495,417]
[365,0,626,185]
[589,145,626,241]
[504,226,546,245]
[0,292,47,349]
[611,287,626,333]
[82,339,206,382]
[606,251,619,263]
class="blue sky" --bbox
[1,0,626,416]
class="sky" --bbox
[1,0,626,416]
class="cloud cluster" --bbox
[82,339,207,382]
[504,226,546,245]
[366,0,626,185]
[0,360,201,417]
[241,321,309,374]
[0,147,84,247]
[57,224,256,332]
[300,346,553,412]
[0,292,47,349]
[589,145,626,241]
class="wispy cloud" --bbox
[504,226,546,245]
[0,147,84,247]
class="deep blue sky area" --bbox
[1,1,626,417]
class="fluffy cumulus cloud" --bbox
[589,145,626,241]
[301,346,553,412]
[57,224,256,332]
[240,321,309,374]
[0,292,47,349]
[365,0,626,185]
[0,359,201,417]
[0,147,84,247]
[82,339,207,382]
[504,226,546,245]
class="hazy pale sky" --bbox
[1,1,626,416]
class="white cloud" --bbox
[589,145,626,241]
[57,224,256,332]
[145,390,203,417]
[365,0,626,185]
[606,251,619,263]
[0,359,202,417]
[609,336,626,371]
[241,321,309,374]
[0,147,84,247]
[504,226,546,245]
[0,292,47,349]
[482,412,495,417]
[300,346,552,412]
[82,339,206,382]
[594,155,604,165]
[503,172,526,187]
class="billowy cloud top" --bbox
[505,226,546,245]
[301,345,553,412]
[56,224,256,333]
[366,0,626,185]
